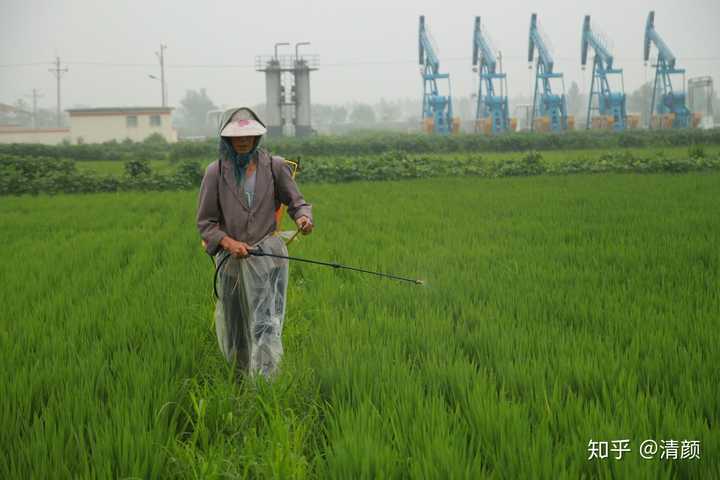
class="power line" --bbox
[166,63,255,69]
[0,62,54,68]
[60,61,156,67]
[2,56,719,70]
[0,61,256,69]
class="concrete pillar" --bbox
[264,61,283,136]
[294,61,312,137]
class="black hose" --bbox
[212,252,232,300]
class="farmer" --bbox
[196,107,313,379]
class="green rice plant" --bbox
[1,173,718,478]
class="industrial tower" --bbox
[256,44,318,137]
[472,17,514,134]
[688,76,714,128]
[581,16,630,131]
[419,15,458,134]
[643,11,693,129]
[528,13,571,132]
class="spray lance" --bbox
[207,157,424,300]
[212,243,424,300]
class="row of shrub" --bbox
[0,133,171,162]
[294,148,720,182]
[165,128,720,159]
[0,156,203,196]
[258,128,720,157]
[2,148,718,196]
[2,128,720,161]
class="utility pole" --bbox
[156,44,167,106]
[49,57,68,127]
[24,89,44,129]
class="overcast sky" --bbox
[1,0,718,112]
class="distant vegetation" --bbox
[1,128,720,163]
[2,146,719,195]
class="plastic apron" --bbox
[214,234,289,378]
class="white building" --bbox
[67,107,177,143]
[0,106,177,144]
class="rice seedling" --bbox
[1,172,717,478]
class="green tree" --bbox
[177,88,217,137]
[311,104,335,126]
[566,81,587,121]
[35,108,61,128]
[331,106,348,124]
[627,82,653,127]
[376,98,401,122]
[349,103,375,124]
[143,132,168,145]
[10,99,32,127]
[455,96,473,122]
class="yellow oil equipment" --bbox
[627,114,641,129]
[567,116,575,131]
[509,118,518,132]
[692,112,703,128]
[422,118,434,134]
[590,116,605,129]
[475,118,492,135]
[590,115,614,130]
[533,116,551,132]
[650,114,675,129]
[452,117,461,134]
[661,113,676,129]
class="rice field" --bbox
[1,172,718,478]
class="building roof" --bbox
[67,106,174,116]
[0,103,29,114]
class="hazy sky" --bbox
[1,0,719,112]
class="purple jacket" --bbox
[196,147,312,256]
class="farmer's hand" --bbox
[296,216,314,235]
[220,236,251,258]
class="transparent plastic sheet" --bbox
[214,234,289,379]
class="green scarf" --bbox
[221,137,259,186]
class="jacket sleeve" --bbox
[196,161,227,256]
[271,156,313,222]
